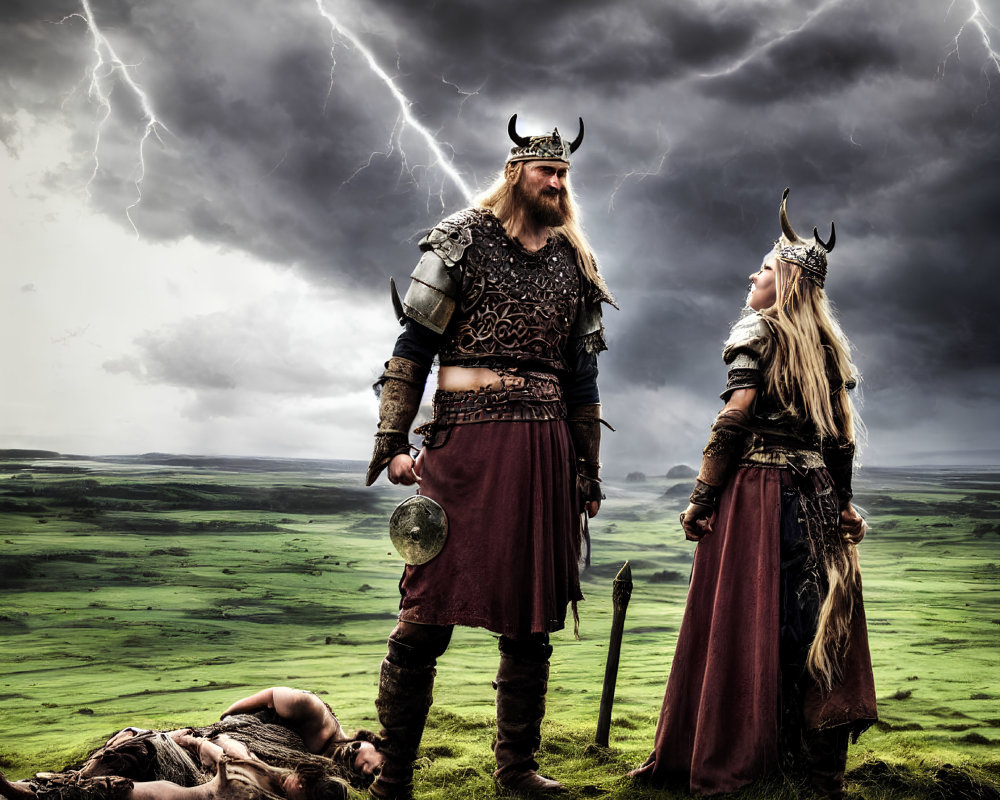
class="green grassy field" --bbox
[1,453,998,798]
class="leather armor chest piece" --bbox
[437,210,581,373]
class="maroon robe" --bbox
[632,467,876,795]
[397,419,583,638]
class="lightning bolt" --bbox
[440,75,485,117]
[312,0,473,206]
[608,128,671,212]
[696,0,842,80]
[60,0,170,237]
[939,0,1000,107]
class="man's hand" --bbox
[680,502,714,541]
[388,453,420,485]
[585,500,600,518]
[840,503,867,545]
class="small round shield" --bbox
[389,495,448,565]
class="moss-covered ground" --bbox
[1,454,997,798]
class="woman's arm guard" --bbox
[822,436,856,509]
[365,356,429,486]
[689,408,751,509]
[567,404,608,504]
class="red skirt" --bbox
[397,419,583,638]
[632,467,876,795]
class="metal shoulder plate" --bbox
[417,207,480,267]
[393,208,480,334]
[722,311,770,368]
[398,250,459,334]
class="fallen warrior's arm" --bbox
[219,687,345,753]
[220,687,277,719]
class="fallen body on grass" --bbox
[0,688,382,800]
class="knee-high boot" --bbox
[493,635,565,794]
[805,726,850,800]
[368,637,439,800]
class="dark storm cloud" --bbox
[363,1,762,90]
[3,0,999,465]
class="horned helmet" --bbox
[506,114,584,165]
[773,187,836,288]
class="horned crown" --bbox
[774,187,836,288]
[506,114,584,164]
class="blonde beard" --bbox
[476,163,609,293]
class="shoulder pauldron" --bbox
[418,208,480,267]
[720,311,770,400]
[395,209,484,334]
[722,311,770,367]
[571,281,614,354]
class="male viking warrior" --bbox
[364,115,614,798]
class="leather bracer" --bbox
[690,408,751,509]
[822,435,856,509]
[365,357,429,486]
[567,404,606,504]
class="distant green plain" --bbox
[1,454,997,799]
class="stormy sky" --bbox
[2,0,998,473]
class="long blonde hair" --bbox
[761,257,859,444]
[477,161,608,293]
[762,256,865,691]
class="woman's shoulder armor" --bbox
[722,311,771,367]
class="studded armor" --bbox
[423,208,588,373]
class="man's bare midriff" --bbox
[437,365,525,392]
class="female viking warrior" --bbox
[630,189,877,799]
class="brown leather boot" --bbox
[493,636,566,794]
[805,726,850,800]
[368,658,435,800]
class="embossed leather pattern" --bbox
[437,209,581,373]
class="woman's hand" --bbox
[680,502,714,541]
[840,503,867,544]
